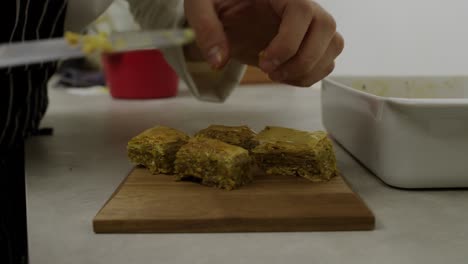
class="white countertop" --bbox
[26,83,468,264]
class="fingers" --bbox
[262,0,343,87]
[284,62,335,87]
[259,0,314,73]
[271,32,344,84]
[184,0,230,69]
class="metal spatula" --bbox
[0,29,195,69]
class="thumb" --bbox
[184,0,229,69]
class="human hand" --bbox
[184,0,344,87]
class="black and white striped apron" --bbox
[0,1,68,263]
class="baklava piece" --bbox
[127,126,190,174]
[175,137,253,190]
[252,126,337,182]
[195,125,258,151]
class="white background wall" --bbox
[317,0,468,76]
[102,0,468,76]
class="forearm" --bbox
[65,0,113,31]
[126,0,183,30]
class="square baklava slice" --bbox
[195,125,258,151]
[252,126,337,182]
[174,137,253,190]
[127,126,190,174]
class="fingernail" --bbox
[207,46,223,68]
[259,59,281,73]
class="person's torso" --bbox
[0,0,68,151]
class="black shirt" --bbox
[0,2,67,263]
[0,0,68,153]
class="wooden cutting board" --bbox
[93,168,375,233]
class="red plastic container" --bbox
[102,50,178,99]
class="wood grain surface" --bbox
[93,168,375,233]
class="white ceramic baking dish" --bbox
[321,76,468,188]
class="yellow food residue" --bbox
[65,31,114,54]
